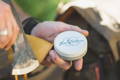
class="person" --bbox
[0,0,89,71]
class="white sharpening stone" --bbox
[54,31,88,61]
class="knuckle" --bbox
[0,42,5,48]
[5,3,10,9]
[64,65,70,70]
[59,62,71,70]
[4,4,11,12]
[16,27,19,32]
[76,67,82,71]
[0,45,3,48]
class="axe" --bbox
[2,0,39,79]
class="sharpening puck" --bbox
[54,31,88,61]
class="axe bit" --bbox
[3,0,39,76]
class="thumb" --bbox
[71,26,89,36]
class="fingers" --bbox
[74,58,83,71]
[42,50,83,71]
[5,24,19,50]
[49,50,83,71]
[0,3,19,50]
[41,56,52,66]
[5,12,19,50]
[70,25,89,36]
[49,50,72,70]
[0,12,9,48]
[3,9,14,50]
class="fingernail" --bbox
[82,30,89,36]
[74,59,83,71]
[75,63,82,71]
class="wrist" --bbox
[22,17,39,34]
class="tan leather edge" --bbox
[26,34,53,63]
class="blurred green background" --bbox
[15,0,69,21]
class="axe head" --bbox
[11,34,39,75]
[2,0,40,76]
[12,34,53,75]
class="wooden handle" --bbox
[14,75,19,80]
[23,74,28,80]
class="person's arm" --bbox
[31,21,89,71]
[22,18,88,71]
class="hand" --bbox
[0,1,19,50]
[31,21,89,71]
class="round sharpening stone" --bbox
[54,31,88,61]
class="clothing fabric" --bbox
[23,17,39,34]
